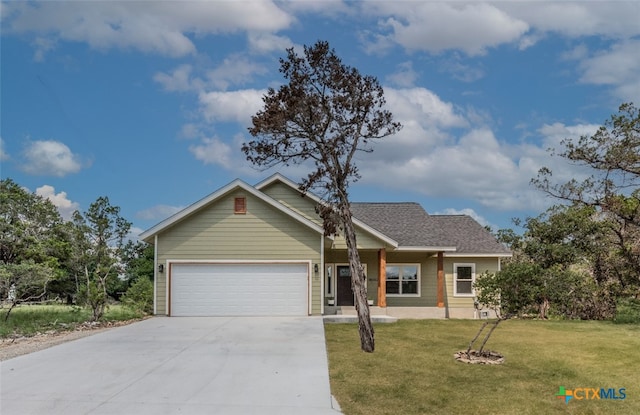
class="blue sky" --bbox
[2,1,639,237]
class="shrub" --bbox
[121,278,153,314]
[614,298,640,324]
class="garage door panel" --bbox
[170,263,308,316]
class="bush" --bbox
[121,278,153,314]
[614,298,640,324]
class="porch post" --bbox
[437,251,445,308]
[377,248,387,307]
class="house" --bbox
[139,173,511,319]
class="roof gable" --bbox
[256,174,399,248]
[139,179,324,243]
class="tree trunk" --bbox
[339,204,375,352]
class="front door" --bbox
[336,265,354,306]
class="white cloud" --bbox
[502,2,640,39]
[367,2,529,56]
[153,64,201,92]
[386,61,419,87]
[206,54,268,90]
[435,208,492,228]
[198,89,265,124]
[247,32,294,54]
[0,137,9,161]
[155,56,267,93]
[179,123,201,140]
[21,140,83,177]
[3,1,293,59]
[128,226,145,243]
[35,184,79,220]
[136,204,184,221]
[189,136,234,168]
[353,87,607,213]
[577,40,640,102]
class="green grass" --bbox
[325,319,640,415]
[0,304,145,338]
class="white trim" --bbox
[255,173,399,248]
[308,261,313,315]
[167,259,312,265]
[166,259,312,316]
[385,263,421,297]
[453,263,476,297]
[153,235,158,315]
[320,236,325,315]
[445,252,512,258]
[140,179,324,241]
[394,246,457,252]
[164,259,169,316]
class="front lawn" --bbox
[325,319,640,415]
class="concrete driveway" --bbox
[1,317,341,414]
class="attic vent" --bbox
[234,197,246,214]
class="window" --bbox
[234,197,246,214]
[454,263,475,296]
[385,264,420,296]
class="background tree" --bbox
[243,40,401,352]
[71,196,131,321]
[533,102,640,295]
[0,179,70,318]
[488,204,617,320]
[0,179,69,267]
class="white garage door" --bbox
[170,263,309,316]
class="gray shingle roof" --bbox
[350,202,510,255]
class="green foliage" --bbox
[121,277,153,314]
[533,102,640,290]
[0,304,145,338]
[1,178,144,317]
[492,202,620,320]
[0,179,70,266]
[71,196,132,321]
[77,280,108,321]
[0,261,58,321]
[121,241,154,284]
[614,298,640,324]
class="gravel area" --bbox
[0,320,142,361]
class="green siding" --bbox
[155,189,322,315]
[444,257,501,308]
[260,182,321,225]
[261,181,391,250]
[323,251,439,307]
[322,251,502,309]
[384,252,438,307]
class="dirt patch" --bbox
[454,349,505,364]
[0,319,143,361]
